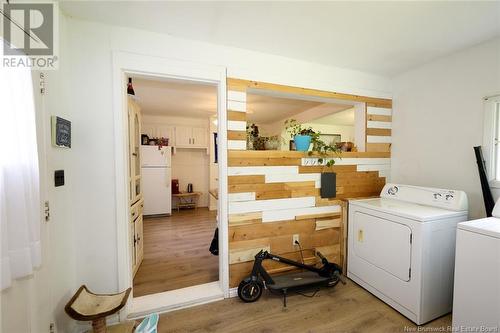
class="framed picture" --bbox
[51,116,71,148]
[319,133,341,146]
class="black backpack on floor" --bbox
[209,228,218,256]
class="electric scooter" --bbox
[237,246,344,307]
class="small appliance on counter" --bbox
[171,179,180,194]
[187,183,193,193]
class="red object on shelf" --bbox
[172,179,180,194]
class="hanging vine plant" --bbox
[284,119,342,167]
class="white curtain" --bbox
[0,44,42,290]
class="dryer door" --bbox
[352,211,412,281]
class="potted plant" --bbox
[246,123,259,150]
[284,119,342,167]
[284,119,315,151]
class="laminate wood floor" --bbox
[133,208,219,297]
[156,280,452,333]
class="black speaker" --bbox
[320,172,336,198]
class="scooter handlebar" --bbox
[316,251,326,261]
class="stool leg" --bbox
[92,317,107,333]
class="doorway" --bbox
[112,52,228,317]
[129,77,219,297]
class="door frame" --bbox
[112,51,229,315]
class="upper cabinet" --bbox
[191,127,208,148]
[142,122,208,150]
[176,126,208,148]
[156,125,175,145]
[174,126,192,147]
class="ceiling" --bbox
[131,77,217,117]
[246,94,322,124]
[309,108,355,126]
[60,1,500,76]
[131,78,350,124]
[247,93,351,125]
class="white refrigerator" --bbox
[141,146,172,215]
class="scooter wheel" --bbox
[328,270,341,287]
[237,278,263,302]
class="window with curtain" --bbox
[0,40,42,290]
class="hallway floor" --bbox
[133,208,219,297]
[156,280,452,333]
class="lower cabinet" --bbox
[131,198,144,277]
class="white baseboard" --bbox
[128,282,224,319]
[229,287,238,298]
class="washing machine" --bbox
[348,183,468,325]
[452,203,500,331]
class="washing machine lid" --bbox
[458,218,500,239]
[350,198,468,222]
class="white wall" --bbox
[209,117,218,211]
[391,37,500,219]
[142,115,210,208]
[171,150,210,207]
[303,123,355,142]
[1,13,77,333]
[50,13,391,319]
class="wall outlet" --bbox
[292,234,300,245]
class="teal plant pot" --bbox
[294,135,311,151]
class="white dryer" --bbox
[452,202,500,331]
[348,183,468,325]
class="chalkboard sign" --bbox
[51,116,71,148]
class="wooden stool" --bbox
[65,285,133,333]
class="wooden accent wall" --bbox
[226,151,388,287]
[225,78,392,289]
[365,104,393,153]
[227,90,247,150]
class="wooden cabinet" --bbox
[128,96,144,277]
[175,126,208,148]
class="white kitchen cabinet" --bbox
[192,127,208,147]
[141,122,208,149]
[156,125,175,145]
[175,126,208,148]
[175,126,192,147]
[141,124,156,138]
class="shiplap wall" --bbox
[226,151,389,287]
[366,105,392,152]
[227,90,247,150]
[226,80,391,288]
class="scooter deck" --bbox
[267,271,330,290]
